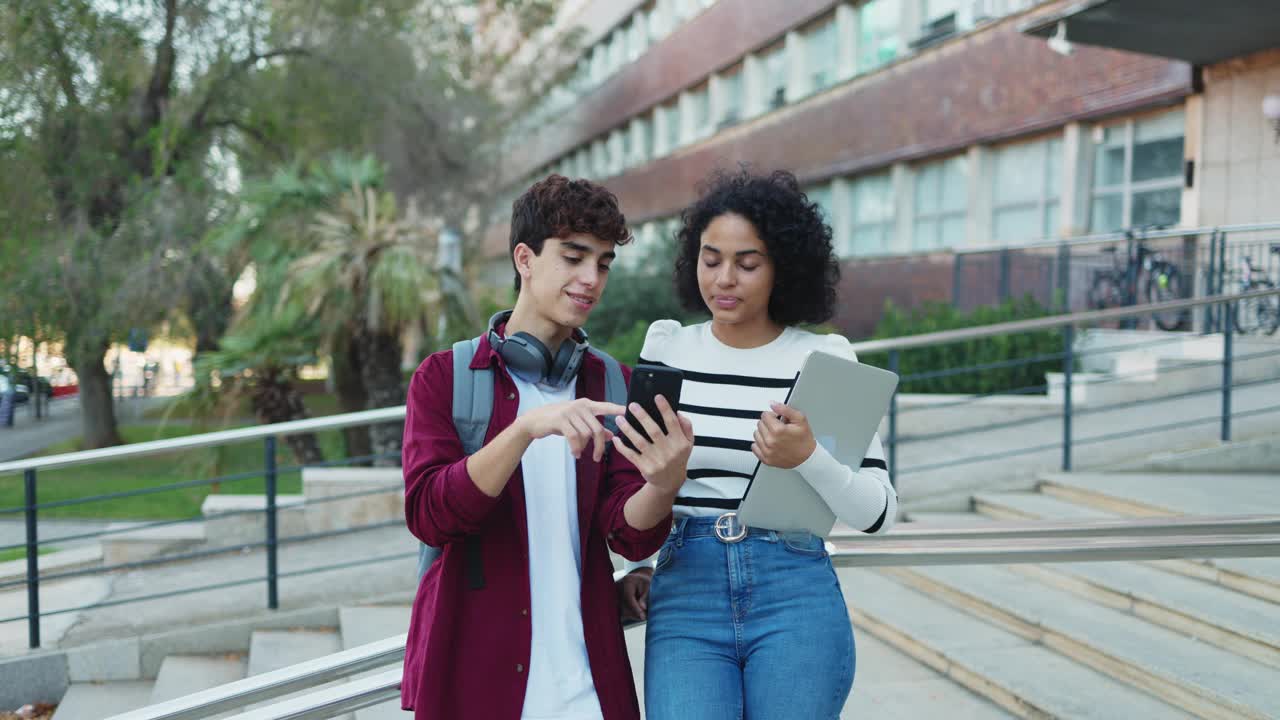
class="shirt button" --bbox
[521,608,529,616]
[507,392,515,400]
[516,663,524,673]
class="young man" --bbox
[401,175,693,720]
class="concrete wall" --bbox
[1198,49,1280,227]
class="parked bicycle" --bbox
[1231,243,1280,335]
[1087,227,1186,330]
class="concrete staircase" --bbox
[49,605,412,720]
[853,471,1280,719]
[41,468,1279,719]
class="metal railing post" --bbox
[1218,229,1229,332]
[998,248,1011,304]
[1204,230,1219,333]
[24,468,40,648]
[1222,304,1233,442]
[265,436,279,610]
[1057,241,1071,311]
[1062,324,1074,472]
[887,350,900,489]
[952,254,964,308]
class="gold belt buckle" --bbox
[714,512,748,543]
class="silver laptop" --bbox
[736,350,899,538]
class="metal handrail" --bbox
[0,406,405,475]
[849,287,1279,354]
[4,289,1275,478]
[107,525,1280,720]
[105,634,405,720]
[831,514,1280,541]
[954,220,1280,255]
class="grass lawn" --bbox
[0,546,56,563]
[0,423,351,521]
[144,382,343,422]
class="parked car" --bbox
[0,363,53,405]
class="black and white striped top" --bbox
[638,319,896,535]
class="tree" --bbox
[283,179,441,463]
[0,0,565,448]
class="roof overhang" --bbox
[1021,0,1280,66]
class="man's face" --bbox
[514,233,616,329]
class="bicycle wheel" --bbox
[1147,264,1186,331]
[1088,272,1123,310]
[1232,281,1276,335]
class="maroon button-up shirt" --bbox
[400,332,671,720]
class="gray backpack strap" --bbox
[452,337,492,455]
[417,337,491,583]
[588,348,626,435]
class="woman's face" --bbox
[696,212,775,327]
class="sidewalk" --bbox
[0,396,170,464]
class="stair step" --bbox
[901,512,998,526]
[338,606,412,650]
[1037,471,1276,516]
[973,492,1112,521]
[979,489,1280,603]
[894,563,1280,719]
[247,629,343,676]
[150,654,247,704]
[622,597,1011,719]
[839,568,1192,719]
[338,607,413,720]
[52,681,155,720]
[246,628,349,719]
[841,632,1016,719]
[1009,561,1280,668]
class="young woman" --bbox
[617,168,897,720]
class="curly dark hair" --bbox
[509,174,632,292]
[673,167,840,326]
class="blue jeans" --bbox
[643,516,855,720]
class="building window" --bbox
[639,114,655,163]
[991,136,1063,243]
[1091,109,1184,232]
[805,19,839,94]
[761,43,789,110]
[718,67,744,128]
[688,84,711,140]
[913,155,967,250]
[575,147,591,178]
[858,0,902,72]
[664,101,682,154]
[805,183,835,223]
[850,172,895,256]
[628,13,647,61]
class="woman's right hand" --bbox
[618,567,654,621]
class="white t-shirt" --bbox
[509,372,604,720]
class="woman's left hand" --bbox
[752,401,817,469]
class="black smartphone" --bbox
[620,364,684,452]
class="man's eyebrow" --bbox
[702,244,763,257]
[564,240,615,260]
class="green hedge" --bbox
[860,295,1064,395]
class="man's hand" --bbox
[611,395,694,495]
[751,401,817,469]
[518,399,627,462]
[617,567,653,621]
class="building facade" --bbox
[481,0,1280,337]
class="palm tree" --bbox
[192,304,326,466]
[283,180,441,463]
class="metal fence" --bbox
[0,291,1276,656]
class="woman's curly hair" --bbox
[510,174,632,292]
[673,167,840,326]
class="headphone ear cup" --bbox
[549,340,589,389]
[504,332,554,380]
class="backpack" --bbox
[415,336,627,585]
